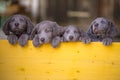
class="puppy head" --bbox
[37,23,53,44]
[31,21,60,44]
[63,25,80,41]
[87,17,118,38]
[91,18,108,36]
[3,14,34,36]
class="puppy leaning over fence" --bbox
[2,14,34,47]
[61,25,91,44]
[87,17,118,46]
[30,20,64,48]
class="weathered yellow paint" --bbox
[0,40,120,80]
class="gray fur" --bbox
[2,14,34,47]
[30,20,63,47]
[62,25,80,42]
[61,25,91,44]
[87,17,118,45]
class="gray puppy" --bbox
[62,25,83,42]
[2,14,34,47]
[87,17,118,45]
[30,21,64,48]
[61,25,91,43]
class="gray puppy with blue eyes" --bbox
[61,25,91,43]
[2,14,34,46]
[30,21,64,48]
[87,17,118,45]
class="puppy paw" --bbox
[33,35,40,47]
[102,38,112,46]
[52,36,61,48]
[7,35,18,44]
[18,34,29,47]
[82,37,91,44]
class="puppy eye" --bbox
[11,19,15,22]
[74,30,78,33]
[94,23,99,27]
[45,29,51,33]
[66,30,69,33]
[101,20,105,24]
[20,18,24,22]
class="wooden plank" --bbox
[0,40,120,80]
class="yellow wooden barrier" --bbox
[0,40,120,80]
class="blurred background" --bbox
[0,0,120,39]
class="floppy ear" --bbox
[106,21,118,38]
[30,24,38,39]
[51,22,63,37]
[62,26,67,33]
[87,22,94,35]
[2,16,12,35]
[79,28,85,37]
[63,26,67,31]
[51,22,58,37]
[23,16,34,34]
[56,25,65,37]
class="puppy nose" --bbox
[40,38,45,42]
[15,23,19,26]
[94,23,99,27]
[69,36,73,40]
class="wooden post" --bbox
[98,0,114,19]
